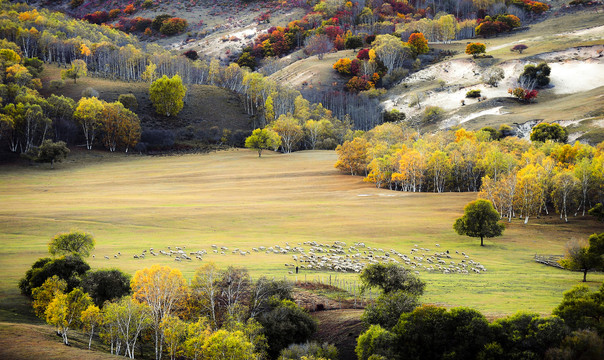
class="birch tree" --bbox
[191,263,220,328]
[74,97,104,150]
[131,265,187,360]
[45,288,92,345]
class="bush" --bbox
[182,50,199,60]
[482,66,504,87]
[466,89,482,98]
[333,58,352,75]
[362,290,419,329]
[50,79,64,89]
[530,123,568,143]
[520,62,551,88]
[345,35,363,49]
[280,341,338,360]
[152,14,172,31]
[138,129,175,151]
[83,11,109,25]
[118,93,138,111]
[160,17,188,36]
[383,109,406,123]
[381,68,408,88]
[347,76,374,92]
[465,42,486,57]
[108,9,121,19]
[142,0,154,9]
[258,299,317,359]
[70,0,83,8]
[508,87,538,102]
[81,87,99,98]
[422,106,444,123]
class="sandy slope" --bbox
[385,45,604,127]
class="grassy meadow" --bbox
[0,149,602,320]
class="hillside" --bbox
[40,64,252,148]
[272,9,604,143]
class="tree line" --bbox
[334,123,604,223]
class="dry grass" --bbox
[0,149,602,319]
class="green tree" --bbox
[48,230,95,258]
[280,341,339,360]
[60,59,87,83]
[202,329,256,360]
[560,233,604,282]
[361,290,419,329]
[257,298,317,358]
[360,263,425,295]
[530,123,568,143]
[355,324,397,360]
[553,283,604,335]
[245,128,281,157]
[81,269,131,307]
[520,62,551,88]
[160,315,187,360]
[589,203,604,222]
[149,75,186,117]
[546,329,604,360]
[19,256,90,297]
[453,199,505,246]
[264,95,275,124]
[34,140,69,168]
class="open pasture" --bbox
[0,149,602,317]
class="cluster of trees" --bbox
[355,263,604,360]
[0,38,141,156]
[334,124,604,223]
[476,14,522,37]
[245,94,358,154]
[332,32,427,92]
[21,230,321,360]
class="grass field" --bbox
[0,149,602,320]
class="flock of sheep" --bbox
[96,241,487,276]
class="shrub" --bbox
[347,76,374,92]
[530,123,568,143]
[466,89,482,98]
[465,42,486,57]
[482,66,505,87]
[70,0,83,8]
[83,11,109,25]
[520,62,551,88]
[280,341,338,360]
[152,14,172,31]
[357,48,370,60]
[508,87,538,102]
[422,106,444,123]
[333,58,352,75]
[123,4,136,15]
[383,109,406,123]
[118,93,138,111]
[345,35,363,49]
[365,34,376,44]
[160,17,188,35]
[381,68,409,88]
[108,9,121,19]
[182,50,198,60]
[81,87,99,98]
[142,0,154,9]
[50,79,64,89]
